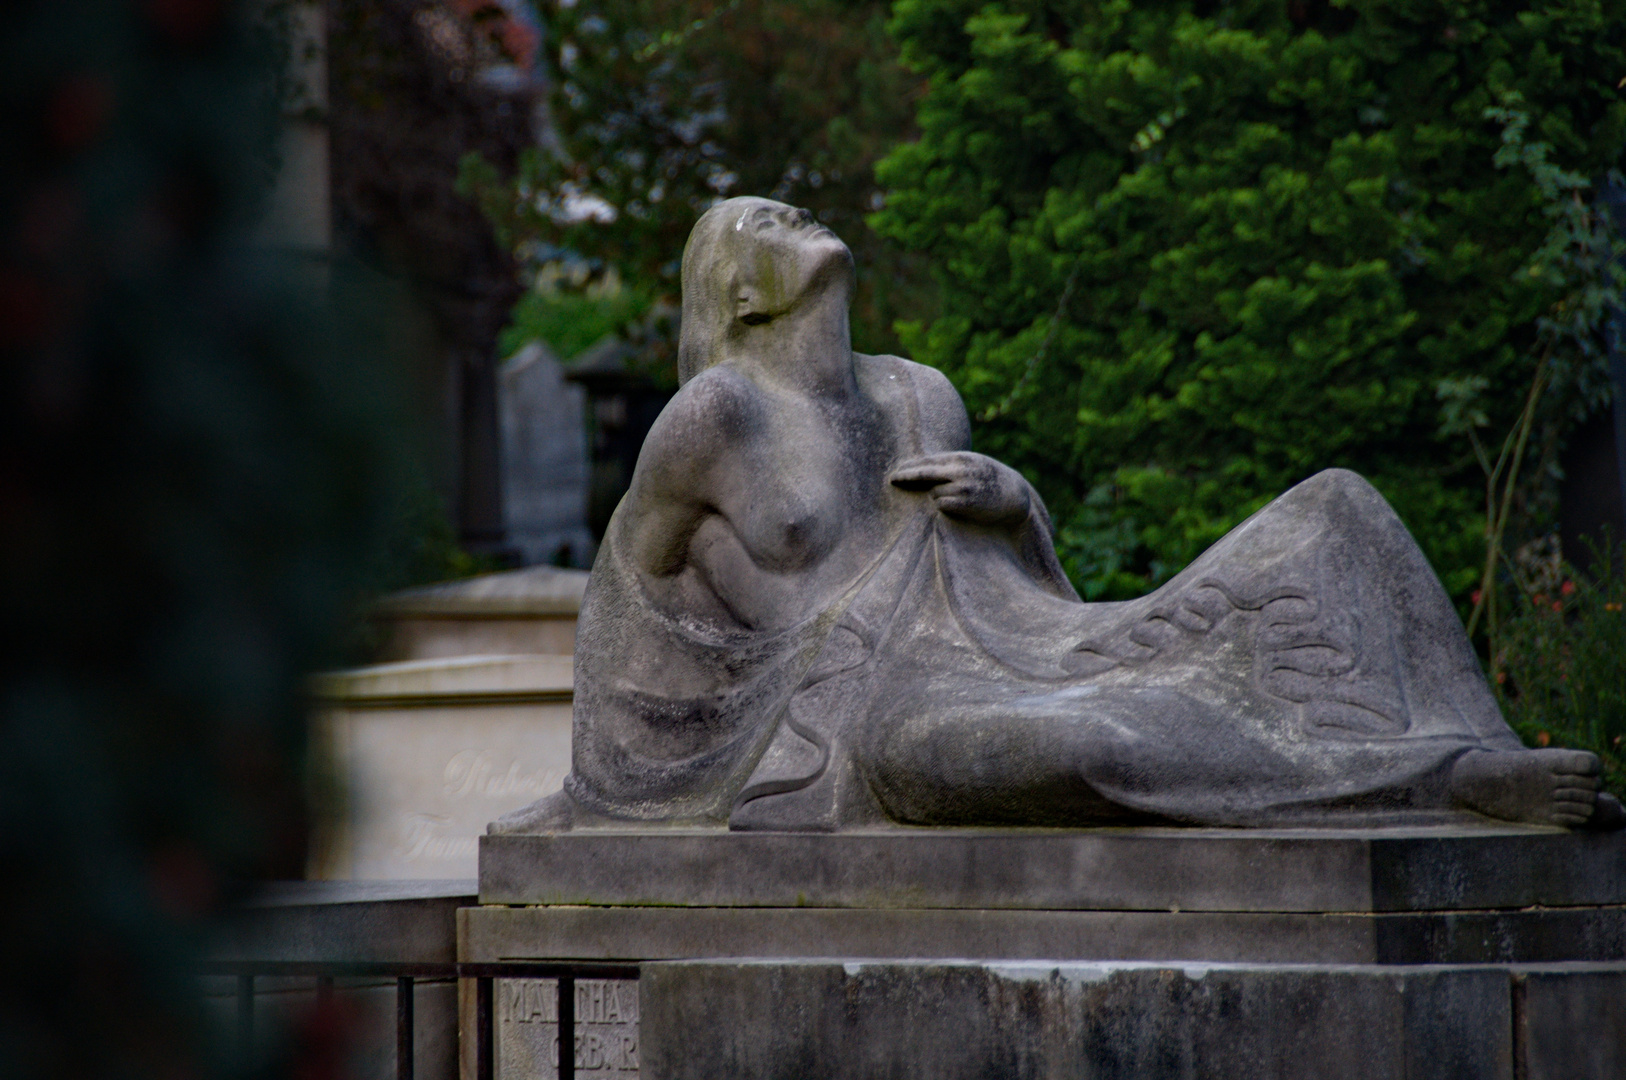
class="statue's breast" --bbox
[720,396,895,575]
[726,492,845,572]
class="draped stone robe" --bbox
[559,360,1521,832]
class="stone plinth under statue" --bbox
[467,824,1626,1078]
[470,198,1626,1079]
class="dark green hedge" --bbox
[872,0,1626,599]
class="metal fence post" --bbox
[476,976,494,1080]
[236,974,254,1061]
[396,975,414,1080]
[557,976,575,1080]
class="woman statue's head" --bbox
[678,196,854,384]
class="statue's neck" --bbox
[729,288,856,398]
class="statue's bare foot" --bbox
[489,789,580,835]
[1450,748,1605,828]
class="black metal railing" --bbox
[201,960,640,1080]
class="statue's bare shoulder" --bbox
[628,363,764,508]
[855,353,972,454]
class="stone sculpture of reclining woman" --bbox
[494,196,1624,835]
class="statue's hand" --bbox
[889,452,1032,525]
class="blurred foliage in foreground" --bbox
[460,0,933,374]
[1496,539,1626,800]
[1,1,429,1075]
[872,0,1626,602]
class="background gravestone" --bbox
[499,342,593,568]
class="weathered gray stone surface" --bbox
[638,959,1540,1080]
[478,826,1626,911]
[461,901,1626,967]
[635,959,1626,1080]
[467,827,1626,969]
[498,978,640,1079]
[493,196,1621,836]
[214,879,476,962]
[1517,965,1626,1080]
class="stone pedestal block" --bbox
[466,827,1626,1078]
[461,900,1626,967]
[1517,966,1626,1080]
[636,959,1624,1080]
[478,826,1626,912]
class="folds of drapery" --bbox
[565,466,1521,831]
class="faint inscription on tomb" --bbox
[498,979,639,1079]
[443,749,565,802]
[398,812,479,864]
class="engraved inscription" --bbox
[397,813,479,863]
[443,749,567,802]
[497,979,639,1079]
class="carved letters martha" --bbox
[500,979,639,1078]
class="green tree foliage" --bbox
[1446,94,1624,653]
[872,0,1626,599]
[1494,538,1626,799]
[498,270,654,358]
[461,0,928,366]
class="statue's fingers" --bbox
[932,484,987,516]
[889,457,962,488]
[889,466,951,490]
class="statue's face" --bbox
[723,197,853,321]
[678,196,856,381]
